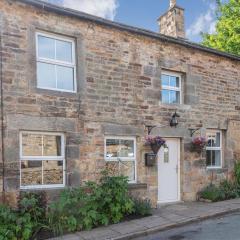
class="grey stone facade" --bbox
[0,0,240,206]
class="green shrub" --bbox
[97,172,134,224]
[47,187,84,235]
[199,184,225,202]
[0,204,18,240]
[234,162,240,185]
[219,180,239,200]
[0,192,47,240]
[47,172,134,236]
[132,198,152,216]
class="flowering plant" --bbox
[145,136,166,146]
[145,136,166,154]
[191,136,207,153]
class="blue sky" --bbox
[45,0,220,43]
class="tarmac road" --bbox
[134,212,240,240]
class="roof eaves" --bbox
[16,0,240,62]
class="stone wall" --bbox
[0,0,240,206]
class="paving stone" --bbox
[109,221,148,235]
[76,227,119,240]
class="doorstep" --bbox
[51,198,240,240]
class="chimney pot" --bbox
[170,0,176,8]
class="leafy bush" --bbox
[0,204,19,240]
[219,180,239,200]
[0,192,47,240]
[199,184,225,202]
[132,198,152,216]
[47,172,134,236]
[97,172,134,224]
[0,173,146,238]
[234,162,240,185]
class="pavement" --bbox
[51,198,240,240]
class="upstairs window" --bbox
[206,130,222,168]
[161,72,181,104]
[36,32,76,92]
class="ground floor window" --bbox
[20,131,65,189]
[104,136,136,183]
[206,130,222,168]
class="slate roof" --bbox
[16,0,240,62]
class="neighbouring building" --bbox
[0,0,240,207]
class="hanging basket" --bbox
[150,144,161,154]
[191,136,207,154]
[145,136,166,154]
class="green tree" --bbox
[202,0,240,55]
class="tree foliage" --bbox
[202,0,240,55]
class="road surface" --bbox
[134,212,240,240]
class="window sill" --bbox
[206,167,228,173]
[159,102,191,110]
[34,87,78,98]
[128,183,147,190]
[20,184,65,190]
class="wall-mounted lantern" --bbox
[170,111,180,127]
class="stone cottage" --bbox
[0,0,240,206]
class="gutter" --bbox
[16,0,240,62]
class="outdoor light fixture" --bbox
[170,111,180,127]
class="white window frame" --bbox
[36,31,77,93]
[104,136,137,183]
[206,130,222,169]
[161,71,182,104]
[20,131,66,190]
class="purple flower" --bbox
[145,135,166,146]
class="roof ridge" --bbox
[15,0,240,61]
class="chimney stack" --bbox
[157,0,185,39]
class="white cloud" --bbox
[61,0,119,20]
[186,2,217,41]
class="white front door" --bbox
[158,138,180,203]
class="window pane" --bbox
[207,132,221,147]
[161,74,169,86]
[162,90,169,103]
[106,139,134,158]
[56,40,72,62]
[106,139,120,158]
[43,160,63,184]
[212,150,221,167]
[21,160,42,186]
[56,66,74,91]
[119,140,134,157]
[215,132,221,147]
[106,161,135,182]
[206,150,221,167]
[37,62,56,89]
[43,135,62,156]
[206,150,212,166]
[170,76,180,87]
[38,35,55,59]
[22,133,42,156]
[169,90,180,104]
[119,161,135,182]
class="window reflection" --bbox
[106,139,134,158]
[20,132,64,188]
